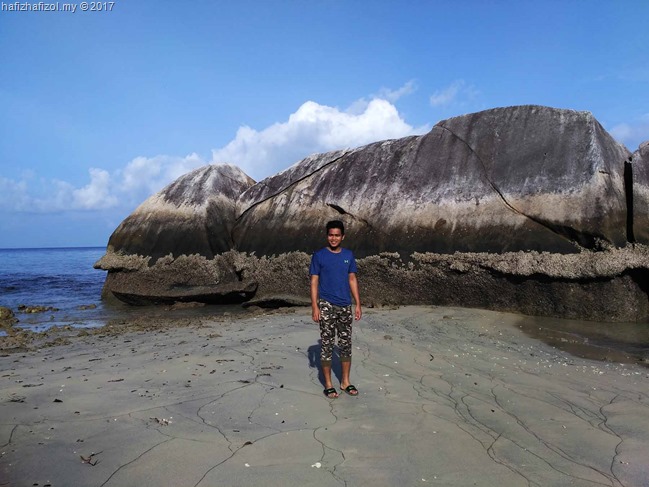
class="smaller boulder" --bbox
[105,164,255,262]
[0,306,18,328]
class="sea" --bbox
[0,247,240,334]
[1,247,648,366]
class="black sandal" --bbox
[343,385,358,396]
[323,387,338,398]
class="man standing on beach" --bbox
[310,220,362,399]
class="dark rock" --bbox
[241,247,649,322]
[234,105,630,256]
[0,306,18,328]
[242,295,311,309]
[355,249,649,322]
[111,282,257,306]
[167,301,207,310]
[0,306,15,321]
[103,164,255,262]
[237,149,350,210]
[98,251,258,306]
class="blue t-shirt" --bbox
[309,247,358,307]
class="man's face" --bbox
[327,228,344,250]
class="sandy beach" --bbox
[1,305,648,487]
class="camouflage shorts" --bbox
[318,299,353,365]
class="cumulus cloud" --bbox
[429,79,479,107]
[72,168,117,210]
[1,90,426,213]
[212,97,427,179]
[609,114,649,150]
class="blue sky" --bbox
[1,0,648,248]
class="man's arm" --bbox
[310,274,320,323]
[349,273,362,321]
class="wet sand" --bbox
[1,305,648,486]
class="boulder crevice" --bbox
[437,123,584,249]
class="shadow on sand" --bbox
[307,339,343,387]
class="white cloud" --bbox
[121,156,162,192]
[429,79,479,107]
[375,80,418,103]
[1,92,427,213]
[72,168,117,210]
[609,114,649,150]
[346,81,418,115]
[118,153,206,198]
[212,97,427,179]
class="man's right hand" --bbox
[310,274,320,323]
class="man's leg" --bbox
[322,362,334,388]
[337,306,358,395]
[340,359,353,389]
[319,300,338,398]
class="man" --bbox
[309,220,362,398]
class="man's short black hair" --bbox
[326,220,345,235]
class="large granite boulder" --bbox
[97,106,649,321]
[631,141,649,244]
[106,164,254,261]
[98,164,256,304]
[233,105,631,256]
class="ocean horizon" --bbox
[0,246,109,332]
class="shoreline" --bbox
[1,305,648,486]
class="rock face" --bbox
[234,106,631,256]
[631,141,649,245]
[106,164,255,261]
[96,106,649,322]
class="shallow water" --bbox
[515,314,649,367]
